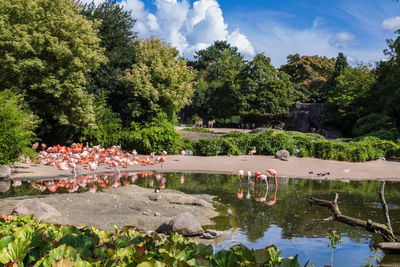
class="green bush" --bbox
[0,90,38,164]
[81,96,124,148]
[122,114,185,154]
[191,129,400,161]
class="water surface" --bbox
[2,173,400,266]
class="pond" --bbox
[1,172,400,266]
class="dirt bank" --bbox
[9,155,400,181]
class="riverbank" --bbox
[9,155,400,181]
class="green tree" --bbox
[332,52,349,79]
[80,0,137,124]
[192,47,245,122]
[326,64,375,135]
[239,54,293,125]
[120,37,195,123]
[0,0,106,144]
[191,40,241,71]
[0,90,38,164]
[280,54,335,102]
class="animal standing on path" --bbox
[248,147,256,155]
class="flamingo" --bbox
[248,146,256,155]
[265,169,278,206]
[237,169,244,182]
[161,150,167,156]
[88,162,98,176]
[32,142,39,150]
[181,150,186,156]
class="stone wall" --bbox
[283,103,342,139]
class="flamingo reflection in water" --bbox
[236,169,279,206]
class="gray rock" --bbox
[156,212,203,236]
[283,103,343,139]
[0,165,11,180]
[0,180,10,193]
[275,150,290,161]
[148,194,162,201]
[12,199,61,220]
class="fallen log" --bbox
[308,193,398,242]
[378,242,400,251]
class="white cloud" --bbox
[382,16,400,32]
[329,32,355,48]
[119,0,255,58]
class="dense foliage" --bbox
[0,0,106,144]
[0,91,37,164]
[239,54,293,125]
[80,1,137,124]
[0,215,302,266]
[190,130,400,162]
[120,37,195,123]
[280,54,335,103]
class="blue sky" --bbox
[84,0,400,66]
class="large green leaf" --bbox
[0,235,14,250]
[137,260,166,267]
[0,237,31,264]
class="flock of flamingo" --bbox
[11,143,280,206]
[24,142,168,176]
[236,169,279,206]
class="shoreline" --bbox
[8,155,400,181]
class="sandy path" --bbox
[10,155,400,181]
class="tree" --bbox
[0,0,106,143]
[120,37,195,123]
[191,40,241,71]
[80,0,137,124]
[192,47,245,122]
[326,64,375,135]
[239,54,293,125]
[280,54,335,103]
[332,52,349,79]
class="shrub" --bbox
[182,127,214,133]
[0,90,38,164]
[194,138,223,156]
[122,114,185,154]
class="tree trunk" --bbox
[308,193,398,242]
[379,181,393,235]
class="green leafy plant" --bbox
[0,90,38,164]
[328,231,343,267]
[0,215,303,266]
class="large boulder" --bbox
[275,150,290,161]
[12,199,61,220]
[283,103,342,139]
[156,212,203,236]
[0,165,11,180]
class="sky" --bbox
[80,0,400,67]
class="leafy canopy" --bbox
[280,54,335,103]
[239,54,293,125]
[80,0,137,124]
[0,0,106,144]
[120,37,195,123]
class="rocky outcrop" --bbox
[156,212,204,236]
[12,199,61,220]
[283,103,342,139]
[275,150,290,161]
[0,165,11,180]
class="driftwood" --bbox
[379,181,393,235]
[308,193,398,242]
[378,242,400,251]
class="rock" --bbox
[275,150,290,161]
[0,180,10,193]
[154,212,161,216]
[283,103,343,139]
[142,211,150,216]
[156,212,203,237]
[0,165,11,180]
[148,194,162,201]
[12,199,61,220]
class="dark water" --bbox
[2,173,400,266]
